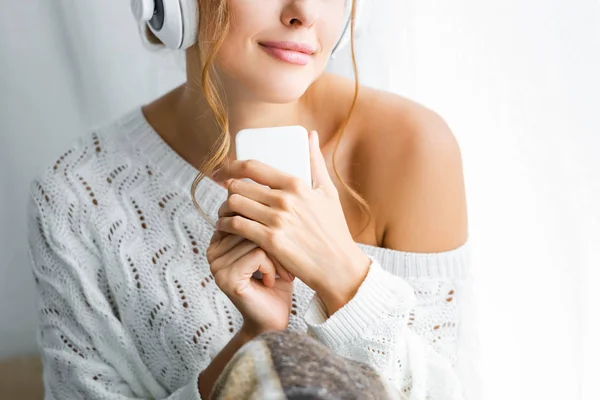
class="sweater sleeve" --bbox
[303,254,467,400]
[26,178,204,400]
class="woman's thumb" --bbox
[309,130,333,191]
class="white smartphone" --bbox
[235,125,312,188]
[234,125,312,280]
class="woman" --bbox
[27,0,474,399]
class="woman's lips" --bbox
[259,43,312,66]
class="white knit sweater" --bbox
[26,107,480,399]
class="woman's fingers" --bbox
[207,233,252,266]
[226,178,279,207]
[215,216,270,251]
[209,238,293,286]
[212,160,299,192]
[227,247,278,289]
[209,230,223,244]
[269,252,294,282]
[217,192,277,226]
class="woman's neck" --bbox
[143,81,336,174]
[141,46,353,174]
[143,86,319,171]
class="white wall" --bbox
[1,1,598,399]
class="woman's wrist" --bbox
[237,326,259,344]
[317,252,372,316]
[198,327,258,399]
[239,323,286,343]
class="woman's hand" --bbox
[211,130,371,314]
[206,230,295,338]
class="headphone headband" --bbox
[330,0,366,59]
[131,0,365,57]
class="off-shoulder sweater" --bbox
[26,107,480,399]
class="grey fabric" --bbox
[212,331,400,400]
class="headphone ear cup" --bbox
[330,0,367,60]
[179,0,199,49]
[135,0,182,49]
[132,0,198,50]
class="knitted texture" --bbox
[26,107,475,399]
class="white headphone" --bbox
[130,0,366,58]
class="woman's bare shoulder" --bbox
[331,77,448,192]
[336,79,463,245]
[317,72,443,150]
[353,86,467,252]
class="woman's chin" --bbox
[249,78,312,104]
[218,59,318,103]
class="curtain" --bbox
[1,1,598,399]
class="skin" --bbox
[140,1,468,398]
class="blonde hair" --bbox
[144,0,372,239]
